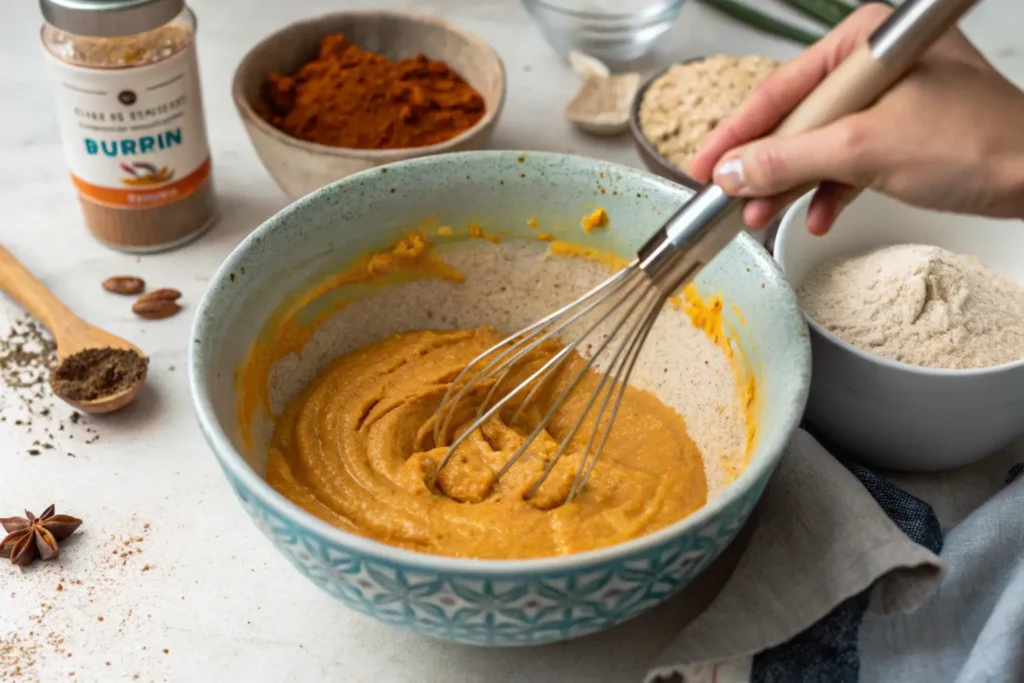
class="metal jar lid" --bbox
[40,0,185,38]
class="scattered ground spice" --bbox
[1,519,162,678]
[1,315,105,453]
[0,602,67,680]
[0,314,57,396]
[49,348,148,402]
[107,528,150,567]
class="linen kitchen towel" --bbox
[647,428,1024,683]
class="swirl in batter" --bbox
[265,326,707,559]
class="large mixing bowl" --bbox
[188,151,810,646]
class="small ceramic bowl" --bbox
[232,11,507,198]
[628,63,702,191]
[776,191,1024,471]
[189,151,810,645]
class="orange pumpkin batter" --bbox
[265,326,707,559]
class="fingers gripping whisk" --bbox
[432,260,669,506]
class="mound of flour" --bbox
[799,243,1024,369]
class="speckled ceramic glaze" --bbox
[188,151,810,646]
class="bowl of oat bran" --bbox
[777,191,1024,471]
[189,151,811,645]
[630,55,782,244]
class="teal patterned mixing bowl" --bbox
[188,151,810,646]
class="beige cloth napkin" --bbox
[646,430,945,683]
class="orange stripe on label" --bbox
[71,157,211,209]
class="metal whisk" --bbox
[433,0,980,504]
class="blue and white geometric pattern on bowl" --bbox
[224,466,767,646]
[190,151,810,646]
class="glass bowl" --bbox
[522,0,686,64]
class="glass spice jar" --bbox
[40,0,217,253]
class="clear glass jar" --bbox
[40,0,217,253]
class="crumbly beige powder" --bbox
[565,72,642,126]
[638,54,780,171]
[799,244,1024,369]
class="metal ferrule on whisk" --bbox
[637,185,744,296]
[869,0,980,64]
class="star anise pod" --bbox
[0,505,82,567]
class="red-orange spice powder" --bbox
[256,34,486,150]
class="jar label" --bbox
[44,42,211,210]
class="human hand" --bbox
[688,4,1024,235]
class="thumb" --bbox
[712,117,878,198]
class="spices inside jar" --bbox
[255,34,486,149]
[40,0,217,253]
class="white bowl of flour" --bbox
[775,190,1024,471]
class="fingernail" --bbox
[714,157,746,193]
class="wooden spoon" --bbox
[0,245,146,414]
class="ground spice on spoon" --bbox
[50,348,149,402]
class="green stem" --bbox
[697,0,822,45]
[778,0,853,27]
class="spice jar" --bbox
[40,0,217,253]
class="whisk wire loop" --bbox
[521,280,664,501]
[507,266,651,426]
[433,261,639,450]
[432,258,671,504]
[493,270,655,485]
[434,264,642,472]
[568,289,666,500]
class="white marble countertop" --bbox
[1,1,1021,681]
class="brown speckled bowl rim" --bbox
[231,10,507,159]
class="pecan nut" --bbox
[102,276,145,295]
[132,288,182,319]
